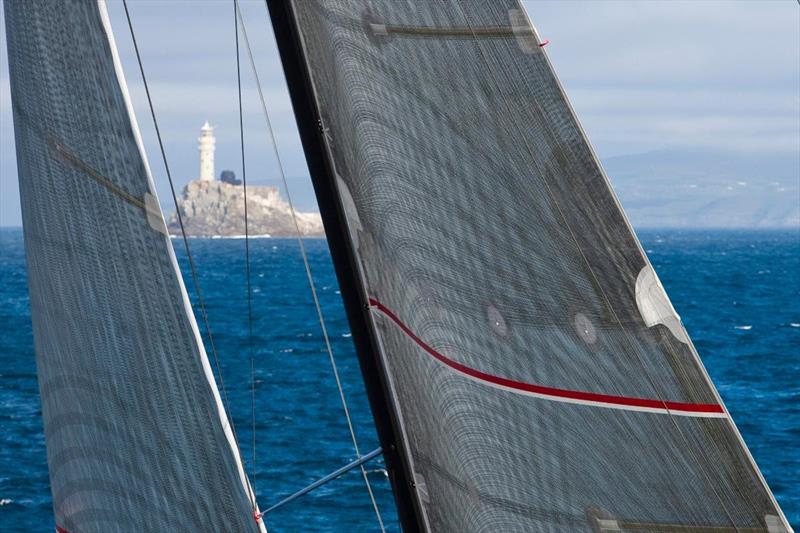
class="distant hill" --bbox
[602,149,799,228]
[167,180,324,237]
[164,149,797,234]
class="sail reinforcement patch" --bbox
[144,192,168,236]
[573,313,597,345]
[509,9,538,54]
[486,304,508,336]
[635,265,689,344]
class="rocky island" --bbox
[167,122,324,237]
[167,179,324,237]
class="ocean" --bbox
[0,227,797,531]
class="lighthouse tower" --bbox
[198,121,215,181]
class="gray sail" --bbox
[277,1,791,531]
[4,1,262,531]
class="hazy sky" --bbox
[1,0,798,226]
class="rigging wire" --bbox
[120,0,257,512]
[233,0,259,513]
[236,4,386,530]
[448,1,742,529]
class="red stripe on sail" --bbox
[368,298,724,415]
[56,526,72,533]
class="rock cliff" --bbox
[167,180,324,237]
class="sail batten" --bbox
[368,24,524,38]
[272,0,791,531]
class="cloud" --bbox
[525,0,800,155]
[1,1,798,226]
[527,0,798,85]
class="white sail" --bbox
[4,1,263,531]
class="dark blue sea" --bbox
[1,227,798,531]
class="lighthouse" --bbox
[198,121,215,181]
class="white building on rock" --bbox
[198,121,215,181]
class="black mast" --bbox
[265,1,426,530]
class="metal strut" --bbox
[260,448,383,516]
